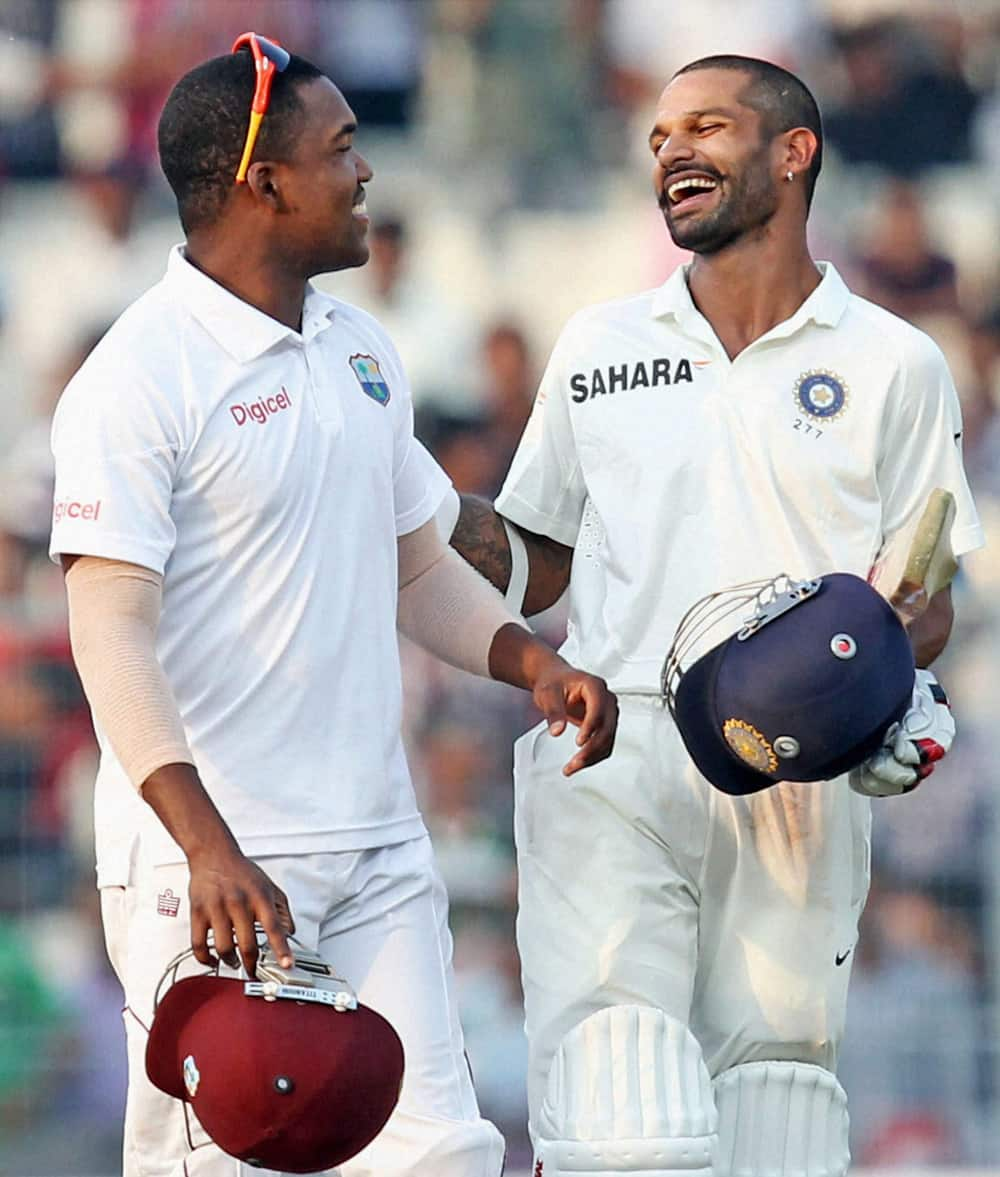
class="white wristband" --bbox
[502,517,529,613]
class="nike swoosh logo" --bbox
[835,948,852,966]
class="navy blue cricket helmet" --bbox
[662,573,916,795]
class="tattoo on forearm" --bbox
[450,495,512,592]
[450,494,574,615]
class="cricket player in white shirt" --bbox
[48,35,618,1177]
[446,55,984,1177]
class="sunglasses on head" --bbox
[231,32,292,184]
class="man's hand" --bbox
[530,657,619,776]
[140,763,296,977]
[849,669,954,797]
[187,844,295,978]
[487,623,618,774]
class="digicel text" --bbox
[230,389,293,426]
[53,498,102,523]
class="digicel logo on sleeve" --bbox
[53,498,102,523]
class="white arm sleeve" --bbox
[65,557,194,789]
[397,519,528,678]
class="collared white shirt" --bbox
[496,263,983,694]
[50,246,450,885]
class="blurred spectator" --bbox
[849,180,960,321]
[839,876,985,1164]
[963,306,1000,498]
[0,420,57,636]
[823,17,981,177]
[313,0,424,131]
[602,0,819,118]
[1,887,127,1174]
[416,320,537,497]
[419,410,506,499]
[480,320,536,467]
[869,730,995,948]
[456,919,531,1164]
[42,0,318,172]
[419,716,516,909]
[0,331,101,640]
[0,918,66,1144]
[0,628,90,914]
[438,0,605,211]
[0,1,62,178]
[0,390,92,918]
[0,163,177,382]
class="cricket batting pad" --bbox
[713,1060,849,1177]
[534,1005,717,1176]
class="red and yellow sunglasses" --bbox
[231,32,291,184]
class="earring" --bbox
[786,170,794,182]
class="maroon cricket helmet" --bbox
[145,974,404,1172]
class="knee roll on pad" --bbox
[712,1060,850,1177]
[534,1005,717,1176]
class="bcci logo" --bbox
[722,718,778,773]
[794,370,848,420]
[349,354,391,406]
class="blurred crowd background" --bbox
[0,0,997,1173]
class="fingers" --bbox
[273,885,296,935]
[188,861,295,977]
[572,680,616,744]
[557,679,618,776]
[190,905,215,968]
[535,679,618,777]
[533,683,568,736]
[231,906,260,978]
[213,912,241,971]
[256,897,295,972]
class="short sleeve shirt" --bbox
[50,246,450,884]
[496,263,983,693]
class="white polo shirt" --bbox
[50,246,450,886]
[496,262,983,695]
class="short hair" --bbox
[673,54,823,209]
[158,50,323,233]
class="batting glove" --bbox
[849,669,954,797]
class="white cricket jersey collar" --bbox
[164,244,337,363]
[650,260,850,336]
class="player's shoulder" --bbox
[841,289,949,376]
[55,281,186,426]
[67,281,182,388]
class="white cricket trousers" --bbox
[100,833,505,1177]
[513,694,872,1141]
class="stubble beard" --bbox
[663,152,780,256]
